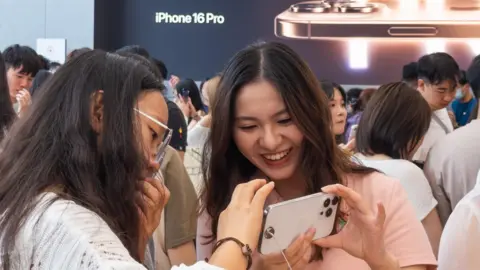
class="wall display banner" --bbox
[104,0,480,84]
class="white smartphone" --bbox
[258,192,340,255]
[275,0,480,40]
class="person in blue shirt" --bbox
[451,70,477,126]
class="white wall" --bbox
[0,0,94,54]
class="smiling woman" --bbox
[197,41,437,270]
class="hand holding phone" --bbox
[258,192,340,255]
[313,184,389,267]
[258,228,315,269]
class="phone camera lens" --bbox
[264,227,275,239]
[326,208,333,217]
[323,198,331,208]
[332,196,339,205]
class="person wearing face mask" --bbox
[450,70,477,127]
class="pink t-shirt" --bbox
[196,172,437,269]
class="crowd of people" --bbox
[0,40,479,270]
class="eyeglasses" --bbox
[134,109,172,165]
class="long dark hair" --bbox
[0,50,163,267]
[0,52,16,138]
[356,82,431,159]
[201,42,375,254]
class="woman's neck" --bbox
[357,153,392,160]
[270,170,307,200]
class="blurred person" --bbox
[38,55,51,70]
[345,88,375,142]
[185,75,221,194]
[152,57,176,101]
[29,70,52,97]
[413,52,459,165]
[320,80,348,144]
[0,52,16,139]
[3,44,42,116]
[66,47,92,62]
[450,70,477,127]
[346,87,362,115]
[175,78,206,126]
[115,51,197,267]
[197,41,436,270]
[424,55,480,226]
[355,82,442,256]
[48,62,61,73]
[402,61,419,89]
[0,50,274,270]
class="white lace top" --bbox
[3,192,221,270]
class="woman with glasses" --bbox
[0,50,275,270]
[197,42,436,270]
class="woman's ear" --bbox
[90,90,104,134]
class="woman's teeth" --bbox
[263,149,290,161]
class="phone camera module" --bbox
[326,208,333,217]
[323,198,331,208]
[339,3,379,14]
[332,196,339,205]
[290,1,332,13]
[264,226,275,239]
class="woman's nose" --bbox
[260,127,281,150]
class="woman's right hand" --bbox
[216,179,275,251]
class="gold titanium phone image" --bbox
[274,0,480,40]
[258,192,339,255]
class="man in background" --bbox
[450,70,477,127]
[413,52,459,165]
[424,54,480,225]
[436,54,480,270]
[3,44,42,115]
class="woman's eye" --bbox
[239,125,256,130]
[278,118,292,125]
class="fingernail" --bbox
[307,228,316,236]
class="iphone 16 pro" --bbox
[274,0,480,40]
[258,192,340,255]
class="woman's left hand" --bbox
[135,174,170,238]
[313,184,394,268]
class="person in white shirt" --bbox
[424,55,480,225]
[437,170,480,270]
[412,52,459,164]
[355,82,442,256]
[184,75,221,194]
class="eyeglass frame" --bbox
[134,108,172,165]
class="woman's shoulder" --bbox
[346,171,404,203]
[360,159,426,180]
[15,193,144,269]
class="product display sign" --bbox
[97,0,480,84]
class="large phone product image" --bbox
[258,192,340,255]
[275,0,480,40]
